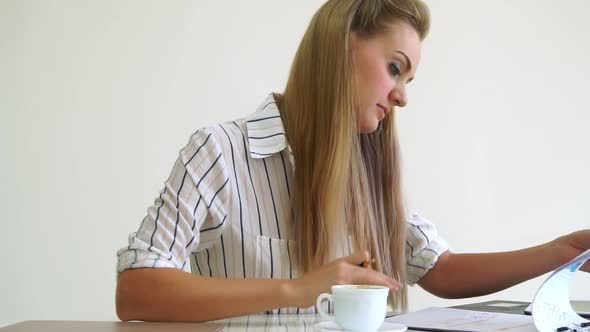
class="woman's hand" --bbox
[552,229,590,272]
[286,251,401,308]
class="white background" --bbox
[1,0,589,327]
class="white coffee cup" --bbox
[316,285,389,332]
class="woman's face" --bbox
[351,23,422,133]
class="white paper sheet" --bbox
[531,248,590,332]
[386,307,537,332]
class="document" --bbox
[386,307,537,332]
[524,300,590,318]
[530,248,590,332]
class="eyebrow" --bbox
[395,50,412,72]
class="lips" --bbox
[377,104,390,115]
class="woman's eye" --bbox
[389,62,402,78]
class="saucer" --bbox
[313,321,407,332]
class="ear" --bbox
[349,31,360,61]
[349,31,359,50]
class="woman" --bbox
[115,0,590,322]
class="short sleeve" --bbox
[116,128,231,273]
[405,211,450,285]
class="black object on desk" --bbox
[451,299,590,318]
[451,300,530,315]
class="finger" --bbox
[351,266,402,290]
[389,285,402,299]
[581,261,590,273]
[342,251,371,266]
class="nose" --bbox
[389,83,407,108]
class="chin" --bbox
[359,122,380,134]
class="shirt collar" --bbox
[245,94,289,159]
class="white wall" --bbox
[2,0,589,327]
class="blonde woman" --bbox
[115,0,590,322]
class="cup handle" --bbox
[316,293,334,321]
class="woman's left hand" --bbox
[553,229,590,272]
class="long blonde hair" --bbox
[276,0,430,312]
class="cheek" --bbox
[362,69,390,97]
[364,62,391,94]
[360,74,389,111]
[375,71,392,93]
[360,77,391,115]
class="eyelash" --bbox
[389,62,402,78]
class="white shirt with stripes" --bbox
[116,93,450,313]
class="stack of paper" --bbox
[386,307,537,332]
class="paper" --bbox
[525,301,590,318]
[386,307,537,332]
[530,248,590,332]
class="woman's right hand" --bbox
[286,251,402,308]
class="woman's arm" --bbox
[116,268,293,322]
[417,230,590,299]
[116,251,401,322]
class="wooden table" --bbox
[2,300,542,331]
[0,314,423,331]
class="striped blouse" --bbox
[116,93,450,313]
